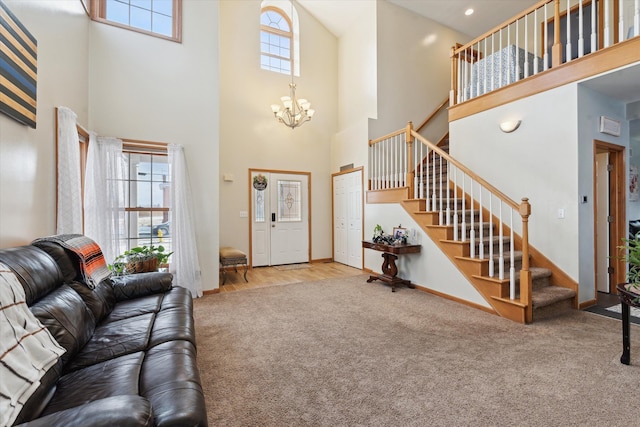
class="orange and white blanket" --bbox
[33,234,111,289]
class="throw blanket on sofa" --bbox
[32,234,111,289]
[0,263,67,427]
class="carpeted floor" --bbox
[193,275,639,426]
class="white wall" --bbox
[364,203,490,307]
[88,1,220,291]
[450,85,581,288]
[372,1,468,138]
[0,0,89,248]
[218,0,337,264]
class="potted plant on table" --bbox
[617,237,640,298]
[109,245,173,275]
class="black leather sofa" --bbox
[0,240,208,426]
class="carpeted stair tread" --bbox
[532,285,576,308]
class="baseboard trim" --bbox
[413,284,496,315]
[203,288,220,295]
[311,258,333,264]
[579,298,597,310]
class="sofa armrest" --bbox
[17,395,154,427]
[110,271,173,301]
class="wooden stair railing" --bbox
[367,123,578,323]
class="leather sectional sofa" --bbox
[0,239,208,426]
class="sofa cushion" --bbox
[149,306,195,348]
[65,313,155,373]
[41,352,145,417]
[111,271,173,301]
[68,279,116,323]
[30,284,96,367]
[104,293,163,323]
[140,341,207,426]
[21,395,154,427]
[0,245,63,305]
[160,286,193,310]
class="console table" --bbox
[362,240,421,292]
[617,283,640,365]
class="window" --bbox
[260,6,292,74]
[119,148,172,255]
[91,0,182,42]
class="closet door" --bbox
[346,171,362,269]
[332,169,362,269]
[333,174,348,264]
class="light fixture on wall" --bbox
[499,120,521,133]
[270,0,314,130]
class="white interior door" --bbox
[251,171,309,266]
[333,174,348,264]
[346,171,362,268]
[332,170,363,269]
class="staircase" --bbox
[367,123,578,323]
[407,141,576,322]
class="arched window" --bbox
[260,2,299,76]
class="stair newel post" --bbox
[450,46,457,107]
[519,198,533,323]
[406,122,415,199]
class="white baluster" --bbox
[420,143,425,199]
[499,28,503,88]
[498,202,504,280]
[479,186,484,260]
[619,0,625,43]
[507,24,512,85]
[605,0,611,48]
[515,19,520,82]
[461,174,466,242]
[524,14,529,78]
[453,167,459,241]
[566,0,572,62]
[544,4,549,70]
[470,179,475,258]
[578,0,584,57]
[483,38,487,95]
[446,160,451,226]
[431,148,437,211]
[592,0,598,51]
[403,134,407,188]
[488,194,494,278]
[534,8,539,74]
[439,153,443,225]
[457,52,462,104]
[509,209,516,300]
[491,33,495,91]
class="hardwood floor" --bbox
[219,262,363,292]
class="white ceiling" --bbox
[296,0,539,39]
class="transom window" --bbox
[260,7,292,75]
[91,0,182,42]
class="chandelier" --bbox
[271,82,315,129]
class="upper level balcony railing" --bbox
[450,0,639,109]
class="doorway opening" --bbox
[593,140,626,301]
[249,169,311,267]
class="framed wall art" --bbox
[0,0,37,128]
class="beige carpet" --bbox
[193,275,639,426]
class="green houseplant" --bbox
[110,245,173,275]
[617,237,640,301]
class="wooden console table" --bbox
[617,283,640,365]
[362,240,421,292]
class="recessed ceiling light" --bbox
[465,8,474,16]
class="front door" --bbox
[251,170,310,267]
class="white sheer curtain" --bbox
[56,107,83,234]
[168,144,203,298]
[83,133,126,264]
